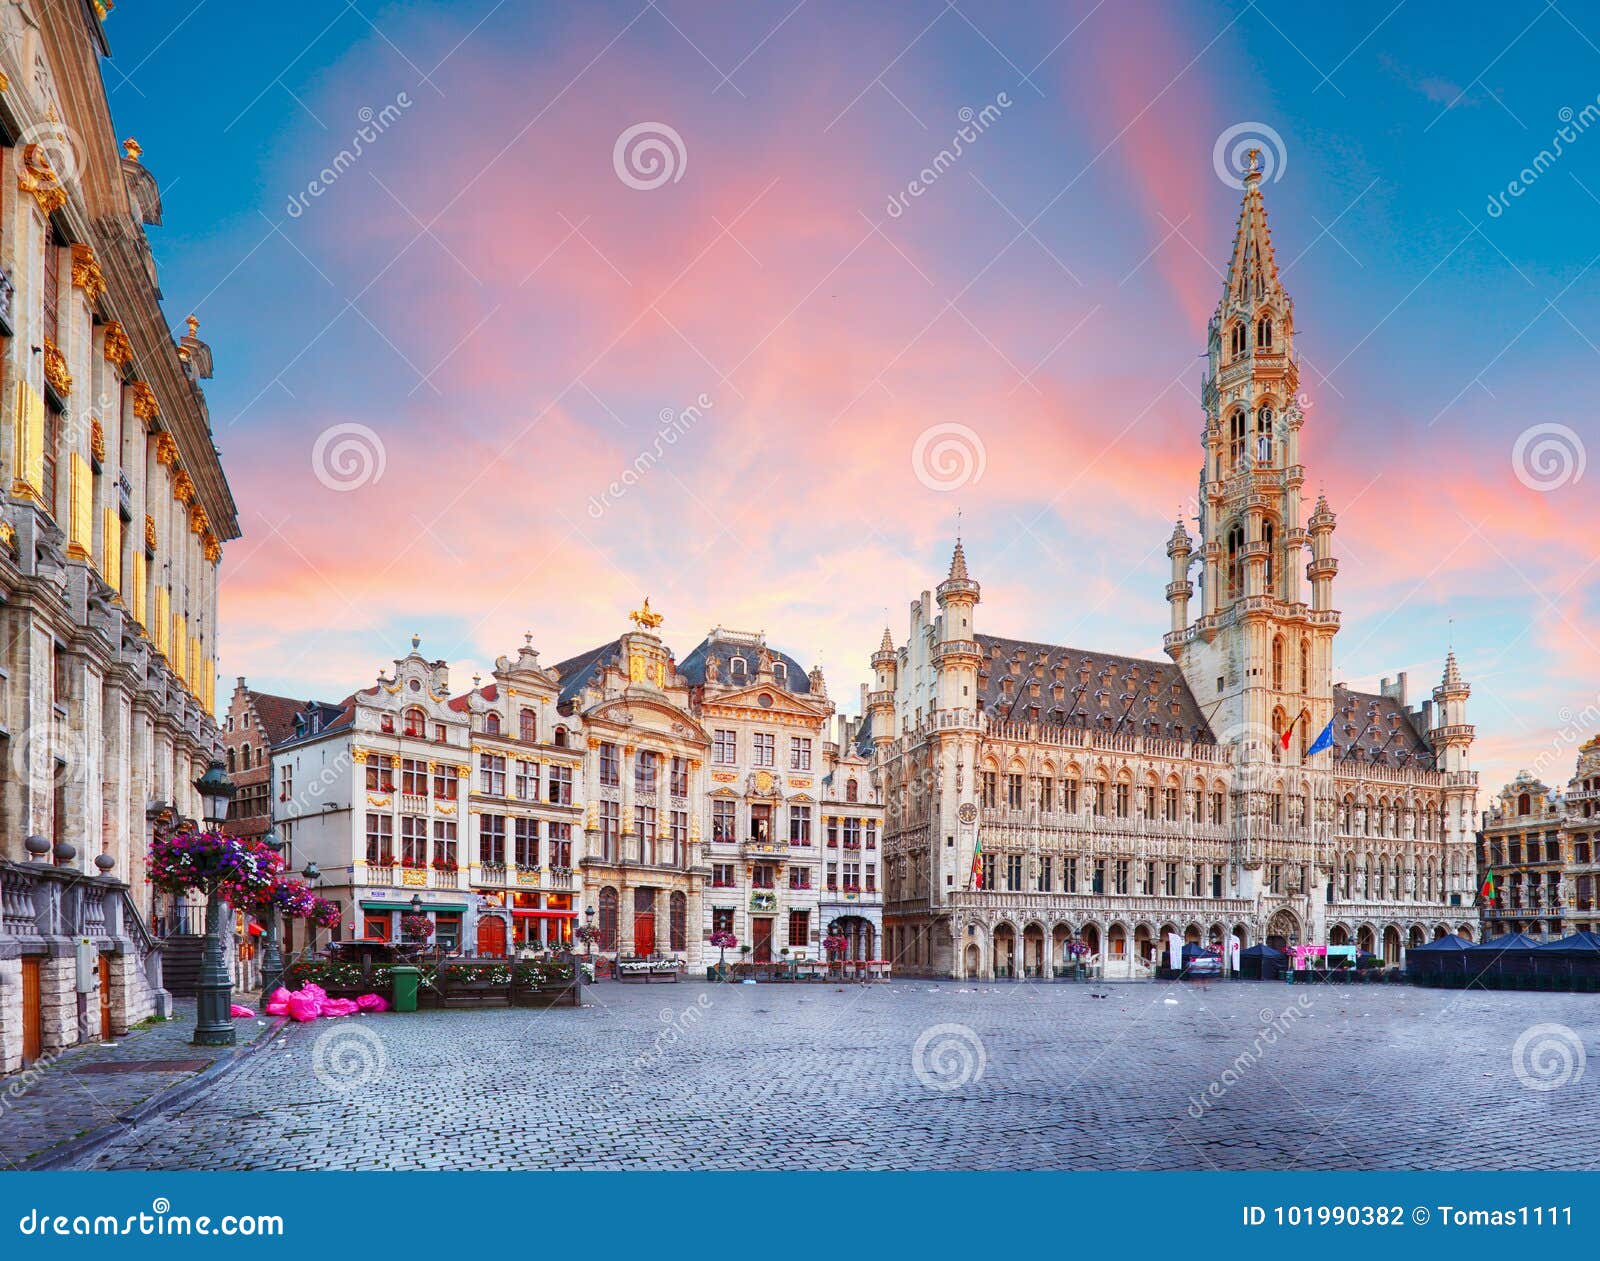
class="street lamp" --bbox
[192,758,239,1047]
[302,860,322,953]
[258,826,286,998]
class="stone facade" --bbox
[0,5,237,1071]
[872,166,1478,980]
[1479,736,1600,937]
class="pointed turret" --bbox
[1165,517,1194,641]
[936,537,979,606]
[1430,647,1473,775]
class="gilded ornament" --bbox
[189,502,209,535]
[70,244,107,304]
[41,337,71,397]
[121,137,140,161]
[89,418,106,464]
[628,597,664,630]
[171,469,195,503]
[203,534,221,564]
[0,521,14,553]
[143,514,157,552]
[103,321,133,368]
[17,144,66,215]
[136,383,163,425]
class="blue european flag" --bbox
[1306,718,1334,757]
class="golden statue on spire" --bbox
[629,597,664,630]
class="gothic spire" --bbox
[947,537,969,582]
[1219,155,1287,320]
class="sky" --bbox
[100,0,1599,803]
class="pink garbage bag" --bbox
[265,1002,288,1016]
[322,998,360,1017]
[230,1004,256,1018]
[285,992,320,1022]
[299,982,328,1004]
[268,987,293,1007]
[355,993,388,1012]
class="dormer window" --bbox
[554,726,569,748]
[729,657,747,679]
[520,709,537,742]
[484,712,501,736]
[772,661,787,683]
[403,707,426,738]
[381,715,395,734]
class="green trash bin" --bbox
[391,965,421,1013]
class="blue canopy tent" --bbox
[1403,933,1471,985]
[1533,931,1600,989]
[1465,931,1541,988]
[1238,942,1284,980]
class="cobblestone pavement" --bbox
[1,1002,278,1168]
[72,979,1600,1170]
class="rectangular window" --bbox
[752,864,775,889]
[865,820,877,850]
[842,861,860,891]
[434,912,461,952]
[433,764,456,799]
[366,762,394,793]
[1164,786,1179,821]
[979,853,996,890]
[827,816,839,848]
[712,863,736,888]
[401,816,427,866]
[1114,859,1129,895]
[1063,857,1077,893]
[1141,785,1156,817]
[634,751,658,795]
[1063,779,1079,813]
[599,742,620,787]
[670,756,689,797]
[753,732,775,767]
[515,760,538,801]
[713,729,737,764]
[514,817,539,868]
[713,800,737,843]
[635,806,658,864]
[478,753,506,797]
[1166,862,1178,896]
[788,866,811,890]
[1210,791,1225,825]
[548,822,572,868]
[787,909,809,946]
[864,863,876,893]
[1007,774,1024,809]
[479,814,506,865]
[1005,854,1023,891]
[788,804,811,845]
[1038,778,1053,812]
[789,737,812,770]
[712,907,735,935]
[1114,783,1130,818]
[1037,857,1052,892]
[432,820,457,867]
[669,810,688,865]
[365,813,393,864]
[843,817,862,849]
[397,758,425,796]
[546,764,572,805]
[599,800,619,862]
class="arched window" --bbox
[1299,638,1310,693]
[554,726,569,748]
[669,891,687,953]
[1518,792,1531,815]
[226,748,236,773]
[1229,322,1247,359]
[772,661,787,683]
[1225,523,1244,599]
[1263,520,1276,593]
[1256,316,1273,349]
[729,657,747,679]
[1271,636,1285,691]
[1228,411,1246,468]
[846,779,859,803]
[484,712,501,736]
[520,709,537,742]
[404,707,426,738]
[598,887,618,952]
[1255,405,1273,463]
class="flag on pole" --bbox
[970,835,984,890]
[1479,870,1497,902]
[1306,718,1335,757]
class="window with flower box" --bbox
[599,742,620,787]
[547,764,572,805]
[865,820,877,849]
[865,864,876,893]
[788,866,811,890]
[712,800,736,843]
[842,862,860,891]
[403,707,426,737]
[366,762,395,793]
[712,863,736,888]
[789,804,811,845]
[433,765,457,799]
[479,753,506,797]
[826,869,838,892]
[400,816,428,867]
[479,814,506,865]
[827,816,839,848]
[843,818,861,850]
[752,864,775,889]
[365,813,393,865]
[432,820,457,868]
[514,818,539,868]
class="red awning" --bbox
[511,909,578,918]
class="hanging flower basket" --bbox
[147,829,281,903]
[401,912,435,941]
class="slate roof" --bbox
[974,634,1213,741]
[1331,685,1434,767]
[551,641,624,705]
[271,695,358,750]
[678,633,811,694]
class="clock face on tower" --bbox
[958,803,978,824]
